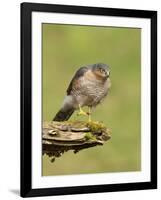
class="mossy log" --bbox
[43,121,111,162]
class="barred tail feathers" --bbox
[53,107,74,121]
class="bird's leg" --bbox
[87,107,92,122]
[77,104,88,116]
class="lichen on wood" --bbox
[43,120,111,162]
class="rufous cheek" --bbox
[84,70,97,80]
[93,71,104,80]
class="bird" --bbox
[53,63,111,122]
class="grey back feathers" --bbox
[66,66,88,95]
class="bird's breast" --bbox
[72,76,110,107]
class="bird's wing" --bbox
[66,66,89,95]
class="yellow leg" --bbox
[77,104,88,116]
[88,107,92,122]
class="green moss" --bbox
[86,121,106,133]
[84,132,97,141]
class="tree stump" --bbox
[43,121,111,162]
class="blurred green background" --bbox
[42,24,141,176]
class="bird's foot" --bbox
[77,110,88,116]
[77,107,88,116]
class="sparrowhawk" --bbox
[53,63,111,122]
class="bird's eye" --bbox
[99,68,104,73]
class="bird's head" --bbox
[91,63,110,80]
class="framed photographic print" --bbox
[21,2,157,197]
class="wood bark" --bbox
[43,121,111,162]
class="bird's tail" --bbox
[53,107,74,121]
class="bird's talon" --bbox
[77,105,88,116]
[77,110,88,116]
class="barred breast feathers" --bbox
[72,74,109,107]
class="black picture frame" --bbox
[20,2,157,198]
